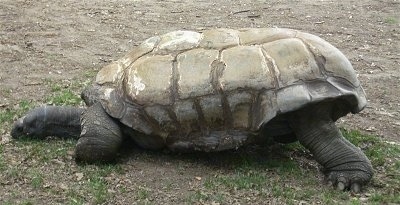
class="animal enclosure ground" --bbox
[1,0,399,204]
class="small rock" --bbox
[108,189,116,194]
[0,134,11,145]
[366,126,377,132]
[59,183,68,190]
[75,172,84,181]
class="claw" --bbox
[337,181,346,191]
[351,183,361,193]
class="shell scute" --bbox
[262,38,322,86]
[199,28,239,49]
[227,91,253,129]
[124,55,174,105]
[220,46,275,91]
[173,100,198,132]
[154,30,201,54]
[176,48,219,99]
[95,61,124,85]
[276,84,311,113]
[198,95,225,128]
[306,81,341,102]
[296,32,359,86]
[238,27,297,45]
[119,36,160,68]
[144,105,177,136]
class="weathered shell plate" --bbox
[177,48,219,98]
[124,55,174,105]
[296,32,360,87]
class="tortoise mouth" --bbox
[11,117,28,139]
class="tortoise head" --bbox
[11,116,26,139]
[11,114,43,139]
[11,106,83,139]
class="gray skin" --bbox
[11,28,373,193]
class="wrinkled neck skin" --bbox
[11,106,84,139]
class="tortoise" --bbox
[11,28,372,192]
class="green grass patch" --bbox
[195,129,400,204]
[44,78,87,106]
[186,190,210,204]
[137,186,151,200]
[1,88,12,98]
[66,188,86,205]
[385,17,398,24]
[213,170,268,190]
[87,176,108,204]
[0,145,5,171]
[46,89,82,106]
[342,129,400,167]
[72,164,123,204]
[0,100,32,124]
[29,170,44,189]
[14,138,76,162]
[84,69,98,79]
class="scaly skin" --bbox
[11,106,83,139]
[288,103,373,192]
[75,102,124,163]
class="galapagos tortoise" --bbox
[12,28,372,192]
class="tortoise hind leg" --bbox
[75,102,124,163]
[288,104,373,192]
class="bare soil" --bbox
[1,0,399,204]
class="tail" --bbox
[11,106,84,139]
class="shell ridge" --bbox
[247,91,257,131]
[118,35,161,68]
[251,90,264,130]
[260,47,281,88]
[210,51,233,128]
[296,36,330,79]
[170,57,179,105]
[193,98,208,134]
[165,105,181,133]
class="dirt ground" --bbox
[0,0,399,204]
[1,0,399,142]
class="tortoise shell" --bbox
[92,28,366,151]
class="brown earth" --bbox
[0,0,399,204]
[1,0,399,142]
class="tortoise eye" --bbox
[17,126,23,132]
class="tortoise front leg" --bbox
[75,102,124,163]
[288,105,373,192]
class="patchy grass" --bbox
[343,129,400,204]
[29,170,44,189]
[43,78,86,106]
[45,82,82,106]
[136,186,151,202]
[1,101,399,204]
[1,88,12,98]
[384,16,398,24]
[183,129,400,204]
[0,100,32,124]
[0,145,5,171]
[13,138,76,162]
[46,89,82,106]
